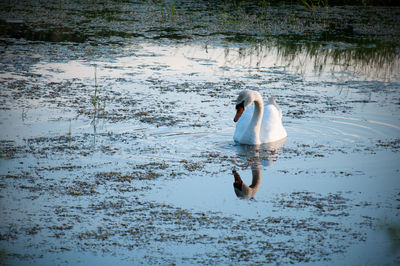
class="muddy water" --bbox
[1,1,400,265]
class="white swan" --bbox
[233,90,287,145]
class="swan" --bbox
[233,90,287,145]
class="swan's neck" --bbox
[249,163,261,189]
[249,94,264,144]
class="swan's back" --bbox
[260,100,287,143]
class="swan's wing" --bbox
[267,96,282,119]
[260,100,287,143]
[234,105,254,142]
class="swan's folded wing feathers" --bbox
[260,101,287,143]
[268,96,282,118]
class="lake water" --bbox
[0,1,399,265]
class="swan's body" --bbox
[233,90,287,145]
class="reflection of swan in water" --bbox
[232,138,286,199]
[233,164,261,199]
[233,90,287,145]
[235,137,286,167]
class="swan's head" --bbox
[234,90,255,122]
[232,169,257,199]
[232,169,248,198]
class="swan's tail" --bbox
[268,96,283,118]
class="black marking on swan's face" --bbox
[234,101,245,122]
[235,101,245,110]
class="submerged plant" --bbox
[90,64,106,143]
[91,64,99,111]
[91,64,105,112]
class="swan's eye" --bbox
[236,101,244,110]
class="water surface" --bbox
[0,1,399,265]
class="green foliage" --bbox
[300,0,329,9]
[155,0,178,19]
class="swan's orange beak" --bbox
[234,106,244,122]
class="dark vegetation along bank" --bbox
[0,0,399,45]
